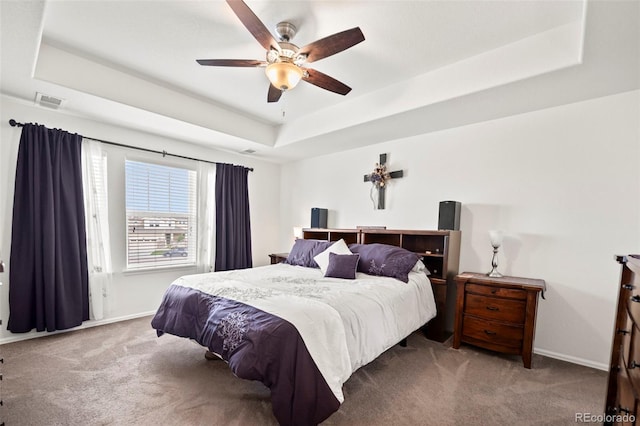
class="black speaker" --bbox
[311,208,328,228]
[438,201,461,230]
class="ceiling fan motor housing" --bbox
[275,21,296,41]
[266,41,306,69]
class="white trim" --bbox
[122,264,197,275]
[534,347,608,371]
[0,311,156,346]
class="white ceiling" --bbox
[1,0,638,163]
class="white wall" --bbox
[279,90,640,369]
[0,96,281,343]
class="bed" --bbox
[151,234,446,425]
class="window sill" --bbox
[122,264,198,275]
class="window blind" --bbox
[125,160,197,269]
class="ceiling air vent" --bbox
[241,149,256,155]
[35,92,65,109]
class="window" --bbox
[125,160,197,269]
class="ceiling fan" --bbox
[197,0,365,103]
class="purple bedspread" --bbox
[151,284,340,425]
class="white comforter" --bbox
[172,263,436,403]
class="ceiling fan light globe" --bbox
[294,54,307,66]
[266,50,280,63]
[265,62,303,91]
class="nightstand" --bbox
[268,253,289,264]
[453,272,546,368]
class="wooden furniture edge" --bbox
[605,254,638,418]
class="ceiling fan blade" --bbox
[226,0,281,53]
[267,84,283,103]
[302,68,352,95]
[196,59,266,67]
[298,27,365,63]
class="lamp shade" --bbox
[266,62,303,91]
[489,230,504,248]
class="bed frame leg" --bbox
[205,350,221,361]
[399,338,407,347]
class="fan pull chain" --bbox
[280,97,288,120]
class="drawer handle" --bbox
[483,330,497,336]
[618,406,632,415]
[623,283,636,291]
[486,306,499,311]
[631,360,640,369]
[632,295,640,303]
[490,289,498,294]
[618,328,631,335]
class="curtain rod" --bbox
[8,119,254,172]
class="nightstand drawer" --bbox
[462,315,523,349]
[464,293,526,323]
[466,283,527,300]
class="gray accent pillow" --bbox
[325,252,360,280]
[284,239,333,268]
[348,243,420,283]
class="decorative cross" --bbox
[363,153,404,209]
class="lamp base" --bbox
[488,247,502,278]
[487,269,503,278]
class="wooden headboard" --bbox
[302,228,461,342]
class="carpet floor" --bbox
[0,316,607,425]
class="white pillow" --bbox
[412,259,430,275]
[313,239,353,274]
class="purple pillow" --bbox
[325,252,360,280]
[348,243,420,283]
[284,239,333,268]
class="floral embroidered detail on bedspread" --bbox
[212,286,277,302]
[264,276,320,286]
[217,311,248,352]
[176,272,340,305]
[290,285,331,298]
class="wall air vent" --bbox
[35,92,65,109]
[241,149,256,154]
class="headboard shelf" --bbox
[302,227,461,342]
[421,253,444,258]
[302,228,360,244]
[360,232,400,246]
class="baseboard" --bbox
[534,347,608,371]
[0,311,157,345]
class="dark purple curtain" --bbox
[8,124,89,333]
[215,163,252,271]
